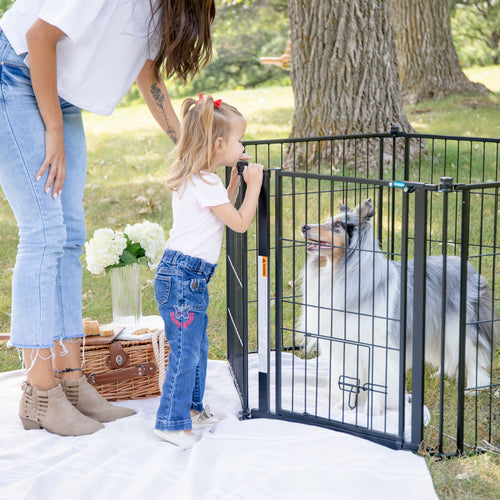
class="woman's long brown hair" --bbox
[150,0,216,82]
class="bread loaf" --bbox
[99,325,114,337]
[83,319,100,336]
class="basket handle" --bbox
[152,329,166,393]
[85,362,157,385]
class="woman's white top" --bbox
[167,173,230,265]
[0,0,161,115]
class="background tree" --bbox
[287,0,415,169]
[390,0,490,104]
[451,0,500,66]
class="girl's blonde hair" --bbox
[166,94,244,191]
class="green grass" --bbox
[0,341,21,371]
[0,66,499,499]
[425,452,500,499]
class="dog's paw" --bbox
[293,332,318,356]
[465,374,491,395]
[303,336,319,355]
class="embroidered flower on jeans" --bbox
[170,305,195,329]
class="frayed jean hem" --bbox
[155,418,193,432]
[11,334,84,349]
[52,333,84,342]
[10,342,55,349]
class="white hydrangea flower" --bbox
[124,221,166,269]
[85,228,127,275]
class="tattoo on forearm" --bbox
[150,82,178,144]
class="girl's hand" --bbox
[227,163,244,205]
[243,162,264,188]
[230,165,239,183]
[36,129,66,198]
[212,162,264,233]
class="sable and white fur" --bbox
[297,199,494,415]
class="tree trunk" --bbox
[287,0,415,170]
[390,0,490,103]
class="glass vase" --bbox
[109,263,142,328]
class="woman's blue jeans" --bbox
[0,31,87,349]
[154,250,217,431]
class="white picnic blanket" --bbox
[0,356,437,500]
[247,352,431,442]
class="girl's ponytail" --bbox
[201,97,215,170]
[180,95,216,172]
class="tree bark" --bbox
[287,0,415,170]
[390,0,490,103]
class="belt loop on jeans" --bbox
[165,249,178,266]
[171,251,178,266]
[198,261,205,274]
[204,262,215,280]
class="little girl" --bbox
[153,94,263,448]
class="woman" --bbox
[0,0,216,436]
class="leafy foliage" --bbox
[450,1,500,66]
[0,0,13,18]
[163,0,290,98]
[113,237,147,269]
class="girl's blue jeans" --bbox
[154,250,217,431]
[0,31,87,349]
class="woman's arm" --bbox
[136,60,180,144]
[26,19,66,198]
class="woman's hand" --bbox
[37,128,66,198]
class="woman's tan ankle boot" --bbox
[59,376,136,422]
[19,382,104,436]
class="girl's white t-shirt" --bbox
[167,173,230,265]
[0,0,161,115]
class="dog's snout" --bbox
[302,224,310,234]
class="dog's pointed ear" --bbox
[359,198,374,222]
[339,203,351,213]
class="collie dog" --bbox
[297,199,494,415]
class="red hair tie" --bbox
[197,93,204,104]
[213,99,222,108]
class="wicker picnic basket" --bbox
[81,329,170,402]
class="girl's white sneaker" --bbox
[191,406,222,429]
[153,429,201,449]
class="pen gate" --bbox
[226,130,499,456]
